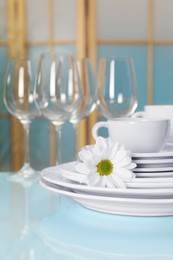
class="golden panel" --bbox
[86,0,97,145]
[6,0,26,171]
[26,40,76,46]
[147,0,154,105]
[76,0,98,148]
[48,0,56,165]
[76,0,88,149]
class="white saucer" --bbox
[135,171,173,177]
[136,163,173,168]
[133,166,173,172]
[132,145,173,159]
[40,179,173,216]
[133,158,173,164]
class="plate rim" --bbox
[40,179,173,204]
[40,173,173,197]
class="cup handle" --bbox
[92,121,109,140]
[131,111,145,118]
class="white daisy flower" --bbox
[75,137,136,189]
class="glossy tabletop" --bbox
[0,172,173,260]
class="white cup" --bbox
[133,105,173,143]
[92,118,170,153]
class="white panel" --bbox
[0,0,7,41]
[155,0,173,39]
[54,0,76,40]
[97,0,147,39]
[26,0,49,41]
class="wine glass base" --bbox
[8,164,39,186]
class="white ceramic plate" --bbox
[132,145,173,159]
[133,158,173,164]
[135,172,173,177]
[136,163,173,168]
[40,167,173,197]
[133,166,173,172]
[40,180,173,216]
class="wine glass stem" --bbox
[23,122,31,166]
[72,121,79,160]
[55,125,62,165]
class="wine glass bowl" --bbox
[4,59,39,123]
[3,57,40,182]
[69,58,96,159]
[96,57,138,118]
[34,53,82,164]
[70,58,96,124]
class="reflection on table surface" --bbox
[0,172,173,260]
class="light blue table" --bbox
[0,172,173,260]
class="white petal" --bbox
[92,143,101,155]
[107,137,113,145]
[114,157,136,170]
[96,136,108,151]
[75,162,90,174]
[117,143,126,151]
[88,173,101,186]
[115,157,132,168]
[109,175,126,189]
[105,177,116,188]
[107,143,119,160]
[78,150,92,162]
[116,169,135,180]
[116,162,136,170]
[114,150,128,163]
[96,176,106,187]
[84,158,99,169]
[81,145,92,152]
[127,162,137,170]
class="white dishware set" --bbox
[5,55,173,216]
[40,111,173,216]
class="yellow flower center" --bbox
[97,160,113,176]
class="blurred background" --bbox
[0,0,173,172]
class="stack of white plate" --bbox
[40,153,173,216]
[132,144,173,177]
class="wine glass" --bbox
[70,58,96,158]
[3,57,40,182]
[96,57,138,118]
[34,53,82,165]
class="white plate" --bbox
[41,166,173,197]
[136,163,173,168]
[40,176,173,199]
[133,158,173,164]
[132,147,173,159]
[40,180,173,216]
[133,166,173,172]
[135,172,173,177]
